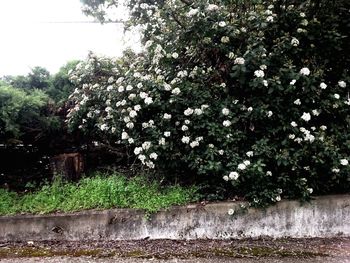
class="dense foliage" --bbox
[67,0,350,205]
[0,84,53,144]
[0,63,80,190]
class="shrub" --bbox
[68,0,350,206]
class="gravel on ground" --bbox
[0,237,349,262]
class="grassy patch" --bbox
[0,172,198,215]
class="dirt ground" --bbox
[0,256,349,263]
[0,237,349,262]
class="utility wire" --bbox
[41,20,124,24]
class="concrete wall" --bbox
[0,195,349,241]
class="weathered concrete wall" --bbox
[0,195,349,241]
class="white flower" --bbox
[301,19,308,26]
[247,107,253,112]
[228,209,235,215]
[171,52,179,59]
[218,150,224,155]
[163,113,172,119]
[291,121,298,127]
[128,94,136,100]
[128,138,134,144]
[222,108,230,115]
[184,108,194,116]
[138,154,146,163]
[276,195,281,202]
[123,116,131,123]
[320,82,327,89]
[338,80,347,88]
[100,124,109,131]
[301,112,311,122]
[289,134,296,139]
[234,57,245,65]
[266,16,274,22]
[221,36,230,43]
[190,141,199,148]
[149,152,158,160]
[228,52,235,59]
[144,97,153,105]
[307,188,313,194]
[238,163,246,170]
[243,160,251,166]
[311,109,320,116]
[291,37,299,46]
[320,125,327,131]
[304,133,315,143]
[223,120,232,127]
[187,8,199,17]
[145,161,155,169]
[263,80,269,87]
[126,122,134,129]
[133,105,141,112]
[266,171,272,176]
[246,151,254,157]
[334,93,340,99]
[207,4,219,11]
[181,136,190,144]
[229,172,239,180]
[300,67,310,76]
[295,137,303,143]
[267,111,273,117]
[164,131,171,137]
[126,85,133,91]
[159,138,166,145]
[290,79,297,85]
[134,147,143,155]
[254,70,265,78]
[218,21,226,27]
[107,76,114,83]
[194,108,203,115]
[129,110,137,118]
[294,99,301,105]
[201,104,209,110]
[332,168,340,173]
[137,83,143,89]
[184,119,190,124]
[118,86,125,92]
[172,88,181,95]
[223,175,229,181]
[164,83,172,91]
[340,159,349,166]
[142,141,152,150]
[181,125,189,131]
[139,92,148,99]
[260,64,267,70]
[121,132,129,140]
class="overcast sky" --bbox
[0,0,139,77]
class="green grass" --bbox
[0,172,198,215]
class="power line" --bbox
[41,20,124,24]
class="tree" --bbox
[0,83,53,144]
[48,60,80,104]
[4,66,51,91]
[71,0,350,204]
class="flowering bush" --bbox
[68,0,350,205]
